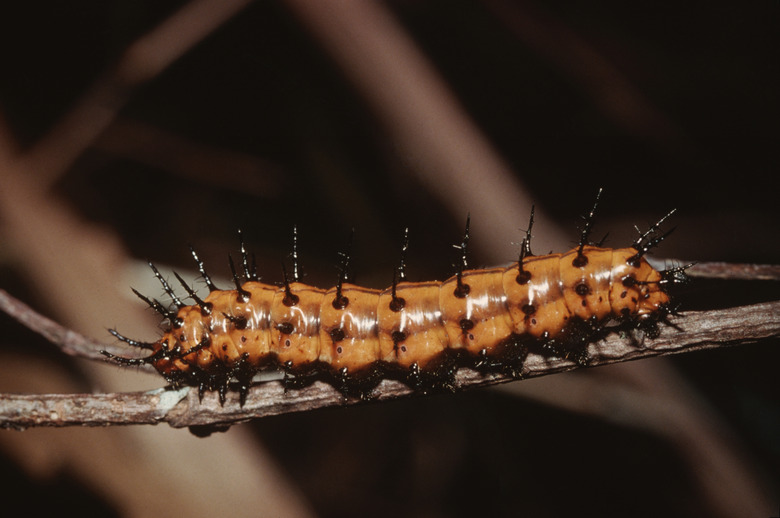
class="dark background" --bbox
[0,1,777,517]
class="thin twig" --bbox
[0,289,153,369]
[1,281,777,429]
[685,261,780,281]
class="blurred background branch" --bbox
[0,0,777,517]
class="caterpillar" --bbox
[102,190,688,404]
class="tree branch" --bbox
[0,289,153,370]
[683,261,780,281]
[1,263,778,430]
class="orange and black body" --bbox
[103,191,687,404]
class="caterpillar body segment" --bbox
[105,246,677,403]
[103,193,685,404]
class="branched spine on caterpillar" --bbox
[102,189,690,405]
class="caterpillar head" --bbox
[609,249,671,319]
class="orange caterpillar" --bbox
[103,190,687,404]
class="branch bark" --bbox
[683,261,780,281]
[0,289,148,367]
[1,279,777,430]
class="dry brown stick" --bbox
[0,289,153,369]
[686,261,780,281]
[1,294,777,429]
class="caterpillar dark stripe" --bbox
[102,189,688,404]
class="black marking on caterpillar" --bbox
[102,189,689,405]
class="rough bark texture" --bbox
[1,282,777,429]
